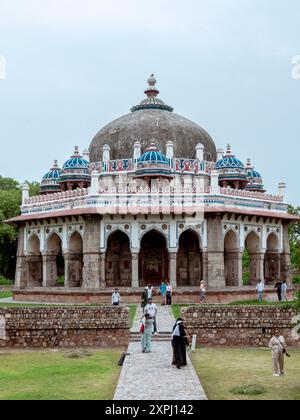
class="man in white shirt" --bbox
[269,330,288,377]
[112,289,121,306]
[146,284,154,300]
[256,280,264,302]
[144,298,158,335]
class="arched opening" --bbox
[139,230,169,286]
[66,231,83,288]
[27,235,43,287]
[106,231,132,287]
[224,230,240,287]
[264,233,280,284]
[46,233,65,287]
[244,231,263,285]
[177,230,202,286]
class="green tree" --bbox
[288,205,300,272]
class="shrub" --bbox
[57,276,65,286]
[0,276,13,286]
[293,275,300,285]
[230,384,266,396]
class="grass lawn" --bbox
[129,305,137,327]
[191,348,300,400]
[172,304,189,319]
[0,292,13,299]
[0,349,123,400]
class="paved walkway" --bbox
[114,305,207,400]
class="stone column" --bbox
[201,250,208,282]
[42,254,58,287]
[82,216,102,289]
[26,255,43,287]
[131,252,139,288]
[281,223,292,285]
[99,252,106,289]
[248,252,265,285]
[224,251,243,287]
[169,252,177,287]
[206,215,225,289]
[64,253,82,288]
[15,226,28,289]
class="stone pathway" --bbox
[114,305,207,400]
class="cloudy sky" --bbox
[0,0,299,203]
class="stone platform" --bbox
[12,286,295,305]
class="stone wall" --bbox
[13,287,295,305]
[0,306,130,349]
[183,306,300,347]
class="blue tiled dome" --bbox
[62,147,89,170]
[41,161,61,194]
[60,147,91,188]
[138,145,169,165]
[244,159,265,192]
[215,146,245,170]
[42,166,61,181]
[136,143,172,178]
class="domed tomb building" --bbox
[6,75,297,301]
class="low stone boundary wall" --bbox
[0,286,14,291]
[13,287,295,305]
[183,306,300,347]
[0,307,130,349]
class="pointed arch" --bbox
[45,232,65,286]
[26,234,42,287]
[264,232,280,284]
[106,230,132,287]
[139,229,169,286]
[224,229,240,286]
[177,229,202,286]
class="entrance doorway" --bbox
[139,230,169,286]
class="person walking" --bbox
[159,281,167,306]
[274,280,282,302]
[199,281,207,304]
[144,298,158,336]
[172,318,189,369]
[281,280,288,302]
[112,288,121,306]
[166,282,173,306]
[146,284,154,300]
[269,330,288,377]
[141,287,148,313]
[256,280,265,302]
[141,313,154,353]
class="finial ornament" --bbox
[130,75,174,113]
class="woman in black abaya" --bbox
[172,318,189,369]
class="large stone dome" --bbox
[89,75,217,163]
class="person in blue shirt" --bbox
[159,281,167,306]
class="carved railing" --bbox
[24,188,88,206]
[218,187,283,202]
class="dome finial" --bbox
[130,74,174,113]
[226,144,232,156]
[145,74,159,98]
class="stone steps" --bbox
[130,331,172,342]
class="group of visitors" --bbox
[141,282,173,310]
[112,283,290,377]
[255,279,288,303]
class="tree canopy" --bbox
[0,176,40,280]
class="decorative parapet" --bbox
[90,158,214,175]
[219,187,284,203]
[24,188,88,206]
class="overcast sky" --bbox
[0,0,299,204]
